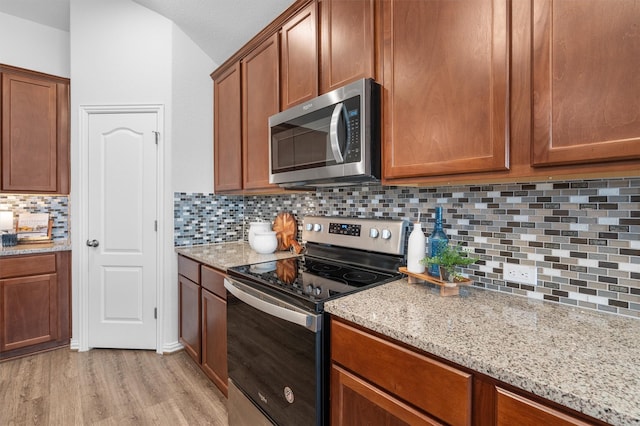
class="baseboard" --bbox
[70,338,80,351]
[162,341,184,354]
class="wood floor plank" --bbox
[0,348,228,425]
[48,348,83,425]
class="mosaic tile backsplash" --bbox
[0,195,69,241]
[174,177,640,318]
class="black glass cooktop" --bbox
[227,255,401,311]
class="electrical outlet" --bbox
[503,263,537,285]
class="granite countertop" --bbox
[0,240,71,256]
[175,241,298,271]
[325,280,640,426]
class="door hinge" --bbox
[152,131,159,144]
[154,307,157,319]
[154,220,158,231]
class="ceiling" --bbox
[0,0,295,64]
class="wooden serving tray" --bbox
[399,267,472,297]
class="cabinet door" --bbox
[496,387,592,426]
[0,273,58,352]
[382,0,509,180]
[242,34,281,191]
[280,1,318,110]
[178,274,201,363]
[331,319,472,426]
[202,288,228,397]
[1,71,67,193]
[331,364,442,426]
[213,62,243,192]
[319,0,376,93]
[531,0,640,166]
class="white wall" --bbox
[172,24,216,193]
[70,0,172,105]
[70,0,215,353]
[0,11,70,77]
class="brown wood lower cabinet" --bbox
[496,387,593,426]
[0,251,71,360]
[177,255,228,397]
[201,265,228,397]
[331,364,443,426]
[331,318,471,426]
[178,255,201,363]
[330,317,606,426]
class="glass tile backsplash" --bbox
[0,195,69,241]
[174,177,640,318]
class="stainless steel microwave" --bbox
[269,78,381,188]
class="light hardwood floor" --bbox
[0,348,228,425]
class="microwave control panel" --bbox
[344,99,362,163]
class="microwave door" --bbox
[271,105,338,174]
[328,103,350,164]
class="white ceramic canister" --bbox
[252,231,278,254]
[248,221,272,249]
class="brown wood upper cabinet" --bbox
[0,65,70,194]
[531,0,640,167]
[280,1,318,110]
[319,0,377,93]
[242,34,281,191]
[382,0,510,181]
[213,62,242,193]
[211,0,378,193]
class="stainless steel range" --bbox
[224,216,409,426]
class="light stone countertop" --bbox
[0,240,71,256]
[175,241,299,271]
[325,279,640,426]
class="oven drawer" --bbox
[331,319,472,426]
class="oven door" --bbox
[224,278,324,426]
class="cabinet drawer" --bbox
[331,319,472,426]
[178,255,200,284]
[201,265,226,299]
[496,387,592,426]
[0,254,57,279]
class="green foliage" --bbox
[420,243,478,281]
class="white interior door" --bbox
[87,111,158,349]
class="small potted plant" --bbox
[420,243,478,282]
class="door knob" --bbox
[86,239,99,247]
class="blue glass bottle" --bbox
[428,206,449,278]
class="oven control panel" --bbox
[328,222,361,237]
[302,216,408,256]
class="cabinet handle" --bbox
[86,239,99,247]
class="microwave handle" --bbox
[329,102,350,164]
[224,279,320,332]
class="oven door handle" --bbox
[224,279,320,332]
